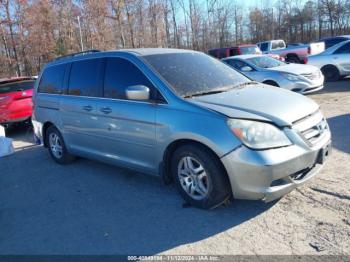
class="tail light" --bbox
[303,57,308,64]
[307,46,311,54]
[237,47,241,55]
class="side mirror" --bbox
[241,66,253,72]
[125,85,150,100]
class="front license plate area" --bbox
[317,141,331,164]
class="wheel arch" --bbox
[42,121,55,147]
[161,138,230,186]
[285,53,300,63]
[262,79,279,87]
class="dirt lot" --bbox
[0,80,349,256]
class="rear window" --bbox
[38,64,67,94]
[271,41,285,50]
[0,80,35,94]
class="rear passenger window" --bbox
[38,64,66,94]
[334,42,350,54]
[103,58,155,100]
[68,59,103,97]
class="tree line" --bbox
[1,0,350,78]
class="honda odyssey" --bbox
[32,49,331,209]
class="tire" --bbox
[286,55,300,64]
[46,125,75,165]
[171,144,231,209]
[263,80,279,87]
[321,65,340,82]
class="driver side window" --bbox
[103,57,158,100]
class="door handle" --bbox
[100,107,112,114]
[83,105,93,112]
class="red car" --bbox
[0,77,36,128]
[208,44,283,61]
[208,44,262,59]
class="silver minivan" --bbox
[32,49,331,209]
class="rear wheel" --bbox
[286,55,300,64]
[321,65,340,82]
[46,125,75,164]
[171,144,231,209]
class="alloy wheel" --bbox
[177,156,209,200]
[49,133,63,159]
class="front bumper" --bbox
[221,132,331,202]
[280,75,324,94]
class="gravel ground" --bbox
[0,80,349,256]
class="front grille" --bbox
[301,71,320,81]
[293,110,329,146]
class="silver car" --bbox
[32,49,331,209]
[308,40,350,81]
[222,54,324,94]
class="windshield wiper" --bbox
[183,85,238,98]
[183,81,260,98]
[230,81,259,89]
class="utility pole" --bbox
[77,16,84,51]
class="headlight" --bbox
[281,72,304,81]
[227,119,292,149]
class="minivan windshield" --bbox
[247,56,285,69]
[143,52,249,97]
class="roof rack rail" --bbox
[54,49,101,61]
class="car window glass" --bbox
[247,56,284,68]
[230,48,238,56]
[68,59,103,97]
[104,57,155,100]
[225,59,246,70]
[272,41,284,50]
[0,80,35,94]
[240,46,260,55]
[260,43,268,52]
[334,42,350,54]
[38,64,66,94]
[144,53,249,97]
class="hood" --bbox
[267,63,318,75]
[189,83,319,127]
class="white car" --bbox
[222,54,324,94]
[307,40,350,81]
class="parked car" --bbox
[307,40,350,81]
[208,44,262,59]
[32,49,331,209]
[0,77,36,128]
[319,35,350,49]
[222,54,324,94]
[257,39,325,64]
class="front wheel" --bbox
[171,144,231,209]
[46,125,75,165]
[321,65,340,82]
